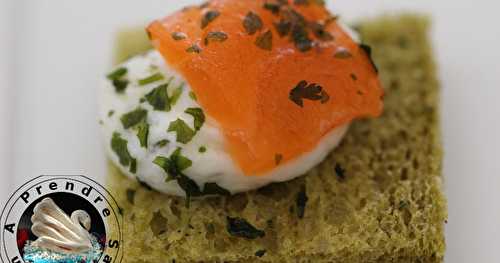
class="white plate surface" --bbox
[1,1,499,262]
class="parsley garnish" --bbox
[255,30,273,51]
[138,72,164,86]
[350,73,358,81]
[171,32,187,41]
[129,158,137,174]
[263,2,281,15]
[189,91,197,101]
[153,148,192,181]
[296,185,308,219]
[185,107,205,131]
[199,146,207,153]
[111,79,129,93]
[201,10,220,29]
[153,148,203,205]
[335,163,346,181]
[186,44,202,53]
[108,110,115,117]
[136,122,149,148]
[255,249,267,258]
[226,217,265,239]
[168,119,195,144]
[155,139,169,148]
[243,12,263,35]
[274,19,292,37]
[170,83,184,106]
[291,23,312,52]
[309,22,333,41]
[399,200,410,210]
[111,132,133,167]
[146,84,171,111]
[120,108,147,129]
[107,67,127,80]
[204,31,228,45]
[289,80,329,107]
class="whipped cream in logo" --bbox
[31,198,93,254]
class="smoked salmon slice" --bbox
[147,0,384,175]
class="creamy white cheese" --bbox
[100,51,349,196]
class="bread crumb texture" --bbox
[107,15,447,262]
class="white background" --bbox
[0,0,499,262]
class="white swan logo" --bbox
[0,175,123,263]
[31,198,93,254]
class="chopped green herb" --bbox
[335,163,346,180]
[168,119,195,144]
[171,32,187,41]
[199,146,207,153]
[289,80,329,107]
[334,47,353,59]
[130,158,137,174]
[177,174,203,206]
[263,2,281,15]
[296,185,308,219]
[255,30,273,51]
[275,154,283,165]
[112,79,129,93]
[226,217,265,239]
[399,200,410,210]
[107,67,127,80]
[136,122,149,148]
[274,19,292,37]
[359,43,379,73]
[243,12,263,35]
[108,110,115,117]
[203,183,231,196]
[171,148,193,171]
[153,148,193,184]
[309,22,333,41]
[146,84,171,111]
[126,188,136,204]
[111,132,133,167]
[291,24,312,52]
[98,120,104,125]
[204,31,228,45]
[186,44,202,53]
[185,107,205,131]
[170,83,184,106]
[350,73,358,81]
[155,139,169,148]
[139,97,146,103]
[138,72,165,86]
[189,91,197,101]
[153,156,173,179]
[120,107,147,129]
[201,10,220,29]
[255,249,267,258]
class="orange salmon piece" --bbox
[147,0,383,175]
